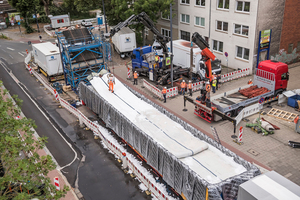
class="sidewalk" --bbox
[2,85,78,200]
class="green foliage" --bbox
[0,81,69,199]
[26,16,51,24]
[0,34,10,40]
[23,23,35,34]
[8,0,36,19]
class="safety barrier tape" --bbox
[221,68,250,83]
[24,55,170,200]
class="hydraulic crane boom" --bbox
[106,12,170,58]
[192,32,216,82]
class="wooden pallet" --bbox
[267,108,298,122]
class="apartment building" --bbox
[155,0,288,73]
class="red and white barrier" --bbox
[238,127,243,143]
[143,79,178,100]
[54,89,59,101]
[54,177,60,190]
[127,67,131,79]
[221,68,250,83]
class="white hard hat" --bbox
[183,80,185,82]
[213,72,216,74]
[214,77,216,80]
[135,71,137,72]
[189,80,191,82]
[250,79,252,81]
[164,87,167,89]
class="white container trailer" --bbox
[50,15,70,29]
[112,27,136,59]
[32,42,64,82]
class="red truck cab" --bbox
[257,60,289,95]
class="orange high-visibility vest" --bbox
[206,84,211,92]
[188,83,192,89]
[162,88,167,94]
[134,72,138,79]
[181,82,186,88]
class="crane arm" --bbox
[192,32,216,82]
[106,12,170,56]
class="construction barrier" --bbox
[143,79,178,100]
[54,177,60,190]
[24,53,171,200]
[192,81,205,92]
[221,68,250,83]
[238,127,243,143]
[235,103,263,125]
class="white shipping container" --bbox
[167,40,201,69]
[32,42,63,77]
[112,27,136,58]
[50,15,70,29]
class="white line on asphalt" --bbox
[9,54,13,59]
[22,51,27,55]
[2,49,6,52]
[18,52,24,57]
[19,41,24,43]
[0,59,78,170]
[7,47,15,51]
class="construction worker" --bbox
[162,87,167,103]
[108,74,115,93]
[205,81,211,101]
[188,80,193,96]
[180,80,186,95]
[196,96,201,101]
[216,74,221,90]
[133,71,139,85]
[212,77,217,93]
[248,79,253,84]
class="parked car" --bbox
[81,20,92,27]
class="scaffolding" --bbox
[56,27,111,91]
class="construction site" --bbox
[17,14,300,200]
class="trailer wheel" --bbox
[225,111,233,117]
[275,89,283,97]
[235,107,244,116]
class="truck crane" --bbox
[106,12,170,68]
[191,32,216,82]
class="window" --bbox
[218,0,229,9]
[234,24,249,36]
[181,30,190,41]
[236,1,250,12]
[297,42,300,52]
[196,0,205,6]
[181,0,190,4]
[212,40,223,52]
[162,28,171,37]
[161,12,170,20]
[181,14,190,23]
[236,46,249,60]
[195,16,205,27]
[288,43,293,54]
[216,21,228,32]
[57,19,64,23]
[281,73,288,80]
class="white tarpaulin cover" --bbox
[79,72,261,200]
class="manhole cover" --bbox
[248,149,260,156]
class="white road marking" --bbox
[19,41,24,43]
[18,52,24,57]
[7,47,15,51]
[2,49,6,52]
[9,54,13,59]
[0,59,78,170]
[22,51,27,54]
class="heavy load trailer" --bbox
[188,60,289,121]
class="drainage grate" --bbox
[248,149,260,156]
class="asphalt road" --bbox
[0,39,151,199]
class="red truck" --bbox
[185,60,289,123]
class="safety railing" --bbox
[24,57,171,200]
[143,79,178,100]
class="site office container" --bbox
[32,42,64,82]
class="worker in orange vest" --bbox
[205,81,211,100]
[180,80,186,95]
[108,74,115,93]
[248,79,253,85]
[188,80,193,96]
[133,71,139,85]
[162,87,167,103]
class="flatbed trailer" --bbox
[186,60,289,121]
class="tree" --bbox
[41,0,53,16]
[0,81,69,199]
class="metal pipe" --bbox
[170,3,173,87]
[102,0,108,33]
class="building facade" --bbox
[155,0,291,73]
